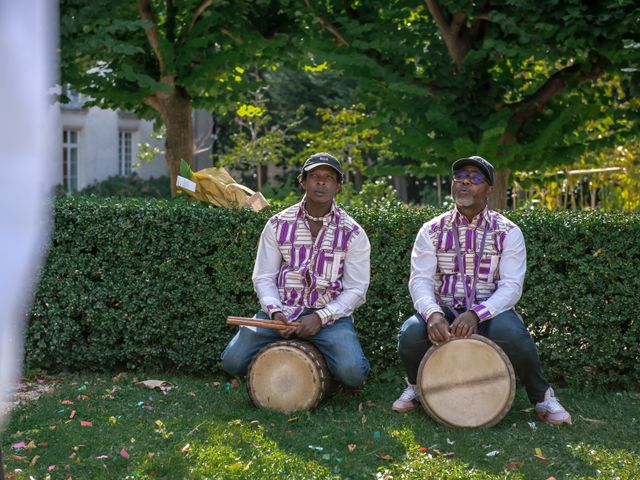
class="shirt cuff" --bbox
[264,304,282,318]
[421,306,444,323]
[471,303,492,321]
[315,308,335,327]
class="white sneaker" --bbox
[534,388,572,425]
[392,382,419,413]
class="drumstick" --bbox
[226,316,297,331]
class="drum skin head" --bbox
[417,335,515,428]
[247,341,330,413]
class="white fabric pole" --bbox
[0,0,57,427]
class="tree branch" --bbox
[508,57,607,125]
[138,0,165,74]
[303,0,349,46]
[189,0,214,32]
[423,0,469,67]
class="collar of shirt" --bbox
[298,196,338,226]
[452,206,491,229]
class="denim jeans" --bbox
[221,310,370,388]
[397,307,550,404]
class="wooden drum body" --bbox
[417,335,515,428]
[247,340,334,413]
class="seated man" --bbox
[221,153,371,391]
[393,156,571,425]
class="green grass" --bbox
[2,371,639,479]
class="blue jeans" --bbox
[221,310,370,388]
[397,307,550,404]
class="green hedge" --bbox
[27,197,640,389]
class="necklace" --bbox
[305,210,331,222]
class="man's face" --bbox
[451,165,493,210]
[301,165,341,204]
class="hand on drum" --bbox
[294,313,322,339]
[426,312,450,345]
[450,310,479,338]
[272,312,297,338]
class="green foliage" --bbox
[73,174,171,199]
[26,198,640,389]
[3,374,640,479]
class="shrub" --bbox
[72,174,172,198]
[26,198,640,389]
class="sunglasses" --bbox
[453,171,486,185]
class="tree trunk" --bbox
[488,168,511,210]
[151,87,194,197]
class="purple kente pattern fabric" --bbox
[427,207,517,319]
[266,201,363,321]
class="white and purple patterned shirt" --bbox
[409,206,526,322]
[252,199,370,326]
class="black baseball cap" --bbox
[302,153,343,177]
[452,156,494,185]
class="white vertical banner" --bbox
[0,0,58,427]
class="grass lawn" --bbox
[1,371,638,479]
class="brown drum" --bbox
[247,340,335,413]
[416,334,515,428]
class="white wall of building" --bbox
[57,96,168,193]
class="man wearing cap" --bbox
[392,156,571,425]
[221,152,371,391]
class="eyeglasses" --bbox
[453,171,486,185]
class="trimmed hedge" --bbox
[27,197,640,389]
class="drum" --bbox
[247,340,335,413]
[416,335,515,428]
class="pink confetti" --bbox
[80,421,93,427]
[120,448,129,458]
[48,465,56,471]
[95,455,111,459]
[70,410,76,419]
[36,379,45,384]
[11,441,26,449]
[61,400,73,405]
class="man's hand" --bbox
[426,312,450,345]
[294,313,323,339]
[272,312,297,339]
[450,310,479,338]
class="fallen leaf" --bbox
[535,448,543,457]
[38,442,49,447]
[61,400,73,405]
[182,443,190,454]
[212,381,221,387]
[376,453,393,461]
[358,402,364,412]
[136,380,174,394]
[25,441,36,450]
[347,444,356,452]
[49,425,57,430]
[579,415,605,425]
[30,455,40,466]
[108,416,117,425]
[534,455,547,461]
[442,452,455,458]
[366,400,375,407]
[418,447,428,453]
[147,452,155,459]
[231,379,239,388]
[506,460,523,471]
[7,455,27,461]
[120,448,129,458]
[361,415,367,428]
[287,417,299,423]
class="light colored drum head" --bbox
[247,341,329,413]
[417,335,515,428]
